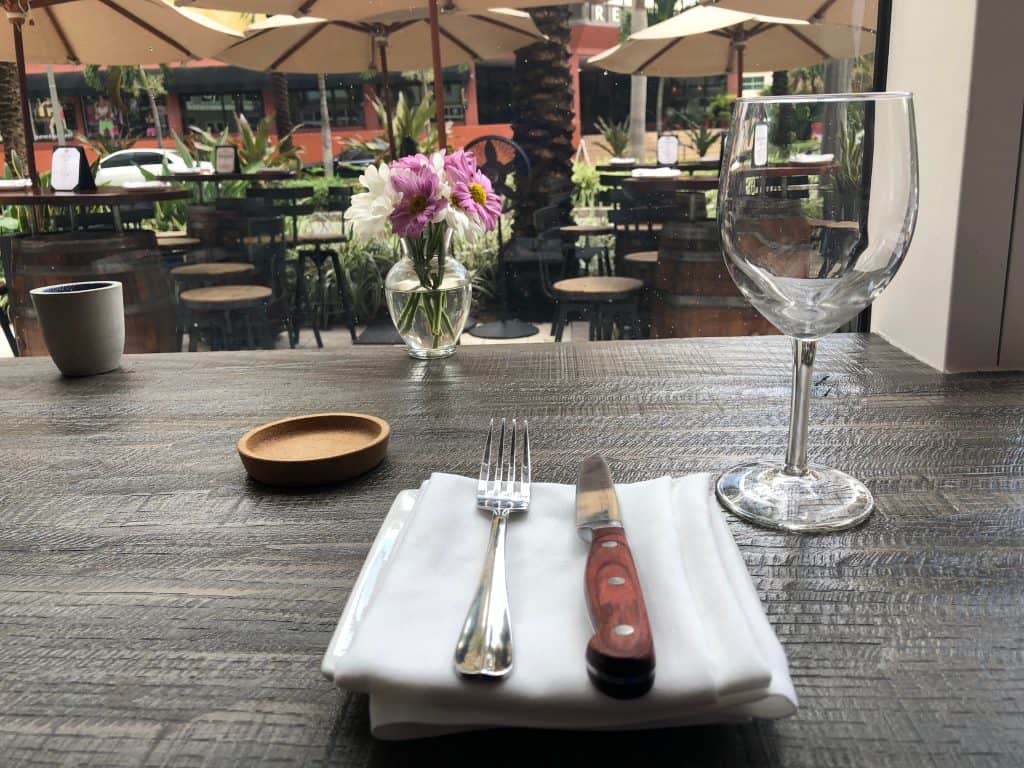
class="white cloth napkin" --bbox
[631,167,681,178]
[0,178,31,189]
[120,181,170,189]
[324,473,797,740]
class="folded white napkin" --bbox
[631,167,681,178]
[323,473,797,740]
[0,178,31,188]
[120,181,169,189]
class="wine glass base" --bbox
[716,461,874,533]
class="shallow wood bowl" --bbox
[238,413,390,487]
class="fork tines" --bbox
[478,417,531,497]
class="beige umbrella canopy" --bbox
[708,0,879,29]
[178,0,577,147]
[0,0,241,185]
[219,8,543,73]
[0,0,240,64]
[218,8,543,156]
[176,0,566,18]
[590,6,874,93]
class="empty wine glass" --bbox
[716,92,919,533]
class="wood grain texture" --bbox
[0,334,1022,767]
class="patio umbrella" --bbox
[180,1,578,150]
[217,8,544,157]
[589,5,874,97]
[0,0,241,186]
[708,0,878,29]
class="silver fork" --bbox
[454,417,531,678]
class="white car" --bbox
[94,149,212,186]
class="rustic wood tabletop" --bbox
[1,334,1021,767]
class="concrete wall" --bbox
[873,0,1024,371]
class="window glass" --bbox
[288,83,365,128]
[30,96,76,142]
[82,93,167,139]
[181,92,265,134]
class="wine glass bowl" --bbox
[716,93,919,533]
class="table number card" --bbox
[656,134,679,166]
[215,145,239,174]
[50,147,95,192]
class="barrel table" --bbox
[6,230,178,356]
[0,186,190,356]
[651,221,778,338]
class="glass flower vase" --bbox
[385,227,472,360]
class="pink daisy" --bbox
[389,163,447,239]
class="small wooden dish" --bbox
[237,413,390,487]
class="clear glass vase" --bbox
[384,227,472,360]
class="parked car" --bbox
[94,149,213,186]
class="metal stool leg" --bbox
[311,254,325,349]
[290,251,307,349]
[329,251,358,343]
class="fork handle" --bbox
[454,512,513,678]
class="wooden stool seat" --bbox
[157,236,202,250]
[623,251,659,265]
[180,285,271,310]
[155,230,188,240]
[295,232,348,246]
[553,276,643,299]
[171,262,254,279]
[559,224,615,237]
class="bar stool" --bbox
[179,285,273,351]
[549,276,643,342]
[156,232,203,268]
[558,223,615,276]
[622,251,659,337]
[291,187,354,347]
[170,262,257,351]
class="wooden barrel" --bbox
[651,221,778,338]
[185,205,221,247]
[9,231,178,356]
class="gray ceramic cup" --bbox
[30,281,125,376]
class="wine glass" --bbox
[716,92,919,533]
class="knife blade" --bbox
[576,455,655,699]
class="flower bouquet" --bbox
[348,150,503,359]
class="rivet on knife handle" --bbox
[583,526,655,699]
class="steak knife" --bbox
[575,455,655,699]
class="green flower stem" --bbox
[398,223,456,349]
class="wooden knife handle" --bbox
[583,526,655,699]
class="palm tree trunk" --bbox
[511,6,575,237]
[628,0,647,161]
[141,71,164,149]
[318,73,334,179]
[46,66,66,146]
[0,61,27,173]
[270,71,293,151]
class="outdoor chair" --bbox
[0,278,16,356]
[534,206,642,342]
[291,186,356,348]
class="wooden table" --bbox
[1,334,1021,766]
[596,160,720,174]
[622,175,721,192]
[166,170,297,202]
[0,185,191,233]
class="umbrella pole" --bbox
[9,16,39,188]
[427,0,447,150]
[377,42,398,161]
[735,41,745,98]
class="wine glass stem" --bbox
[784,338,817,477]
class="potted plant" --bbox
[595,117,632,161]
